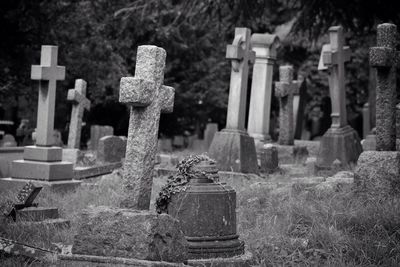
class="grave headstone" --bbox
[247,33,279,146]
[260,144,278,174]
[172,135,184,149]
[2,45,78,189]
[70,45,188,265]
[275,65,301,145]
[89,125,113,151]
[362,102,371,138]
[67,79,91,149]
[294,78,309,139]
[97,135,126,163]
[209,27,258,173]
[1,134,17,147]
[316,26,362,169]
[204,123,218,149]
[355,23,400,195]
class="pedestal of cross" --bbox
[247,33,280,147]
[0,46,79,191]
[209,27,258,174]
[316,26,362,169]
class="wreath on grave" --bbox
[155,154,216,214]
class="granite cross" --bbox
[248,33,280,143]
[225,27,255,130]
[318,26,351,129]
[119,45,174,210]
[370,23,399,151]
[67,79,91,149]
[31,45,65,146]
[275,65,300,145]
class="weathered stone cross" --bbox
[67,79,91,149]
[370,23,399,151]
[225,27,255,130]
[318,26,351,128]
[275,65,300,145]
[119,45,175,210]
[31,45,65,146]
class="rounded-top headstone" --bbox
[377,23,397,48]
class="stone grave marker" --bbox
[89,125,113,151]
[316,26,362,169]
[67,79,91,149]
[1,134,17,147]
[69,45,188,265]
[97,135,126,163]
[172,135,184,149]
[204,123,218,149]
[275,65,301,145]
[1,45,79,190]
[247,33,279,147]
[355,23,400,195]
[209,27,258,174]
[294,78,309,139]
[362,102,371,138]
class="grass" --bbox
[1,167,400,266]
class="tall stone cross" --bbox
[119,45,175,210]
[275,65,300,145]
[67,79,91,149]
[31,45,65,146]
[318,26,351,128]
[248,33,280,144]
[225,27,255,130]
[370,23,399,151]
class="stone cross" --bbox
[225,27,255,130]
[370,23,399,151]
[31,45,65,146]
[119,45,174,210]
[318,26,351,128]
[67,79,91,149]
[275,65,300,145]
[248,33,279,144]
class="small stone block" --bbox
[12,160,73,181]
[160,86,175,113]
[119,77,155,106]
[226,45,243,60]
[23,146,62,162]
[260,145,278,174]
[369,47,396,67]
[16,207,59,222]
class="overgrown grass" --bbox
[1,169,400,266]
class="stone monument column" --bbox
[316,26,362,169]
[247,33,280,147]
[208,28,258,174]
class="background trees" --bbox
[1,0,399,139]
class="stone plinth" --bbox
[208,129,258,174]
[72,206,188,263]
[167,158,251,266]
[316,125,362,169]
[354,151,400,195]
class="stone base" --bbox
[187,251,253,267]
[362,134,376,151]
[316,125,362,169]
[208,129,258,174]
[72,206,188,263]
[274,144,308,164]
[11,159,74,181]
[62,148,81,166]
[354,151,400,195]
[58,254,188,267]
[0,177,81,193]
[24,146,62,162]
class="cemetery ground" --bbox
[1,152,400,266]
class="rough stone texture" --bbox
[119,45,175,210]
[274,144,308,164]
[204,123,218,149]
[370,23,398,151]
[97,136,126,163]
[89,125,114,151]
[187,251,253,267]
[316,125,362,169]
[274,65,300,145]
[72,206,188,263]
[354,151,400,195]
[259,144,278,174]
[247,33,279,144]
[362,133,376,151]
[208,129,258,174]
[67,79,91,149]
